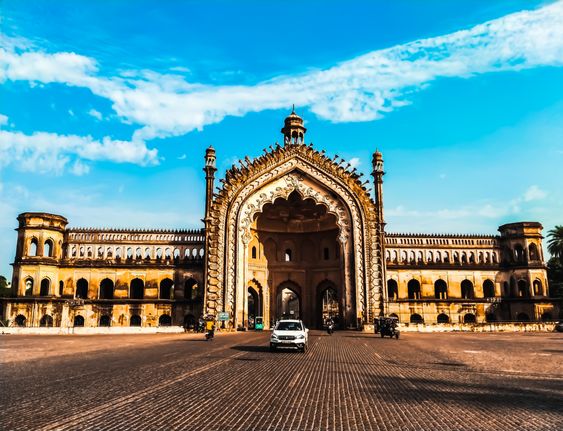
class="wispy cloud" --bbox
[523,185,548,201]
[88,108,102,121]
[1,2,563,162]
[0,130,158,175]
[0,114,8,127]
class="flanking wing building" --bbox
[2,112,559,329]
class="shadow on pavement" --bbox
[366,375,563,414]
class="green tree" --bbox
[547,225,563,265]
[0,275,10,297]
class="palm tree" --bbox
[547,225,563,264]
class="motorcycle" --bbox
[205,328,214,341]
[326,321,334,335]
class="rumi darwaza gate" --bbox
[3,111,558,329]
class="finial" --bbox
[292,104,295,114]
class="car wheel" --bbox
[270,344,276,352]
[395,333,400,339]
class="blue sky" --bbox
[1,0,563,277]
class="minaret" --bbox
[372,150,384,215]
[203,145,217,318]
[372,150,386,317]
[281,106,307,145]
[203,145,217,222]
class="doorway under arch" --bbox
[318,282,339,328]
[276,284,301,320]
[247,285,262,329]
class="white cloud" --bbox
[177,154,187,160]
[1,2,562,141]
[523,185,548,201]
[348,157,361,169]
[88,108,102,120]
[0,114,8,127]
[68,109,75,117]
[0,130,159,175]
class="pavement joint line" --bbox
[40,350,247,431]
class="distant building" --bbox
[2,112,559,329]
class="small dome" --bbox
[281,106,306,144]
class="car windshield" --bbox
[276,321,302,331]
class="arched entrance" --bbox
[244,190,347,329]
[276,284,301,321]
[247,286,262,329]
[318,281,340,328]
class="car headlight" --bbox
[271,334,278,339]
[296,334,305,339]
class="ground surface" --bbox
[1,331,562,430]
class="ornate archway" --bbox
[204,117,383,329]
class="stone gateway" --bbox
[2,112,559,329]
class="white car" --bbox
[270,319,309,352]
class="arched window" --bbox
[130,278,144,299]
[387,279,398,301]
[159,278,173,299]
[528,243,539,261]
[407,279,421,300]
[463,313,476,324]
[99,315,111,327]
[76,278,88,299]
[435,251,441,263]
[284,249,292,262]
[25,278,34,296]
[73,315,85,327]
[15,314,26,327]
[517,280,529,297]
[434,279,448,299]
[99,278,114,299]
[29,238,38,256]
[144,248,151,259]
[156,248,163,259]
[437,313,449,324]
[107,247,113,258]
[44,239,53,257]
[135,247,142,259]
[251,246,257,259]
[185,278,198,301]
[97,247,103,258]
[460,280,474,299]
[400,251,407,262]
[40,315,53,327]
[158,314,172,326]
[126,247,133,259]
[483,279,495,298]
[426,251,433,262]
[87,247,92,258]
[130,315,142,327]
[461,252,467,264]
[59,280,64,296]
[165,248,171,259]
[40,278,50,296]
[533,279,543,296]
[514,245,525,263]
[410,313,424,324]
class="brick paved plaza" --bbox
[1,331,562,430]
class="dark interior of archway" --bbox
[249,190,345,329]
